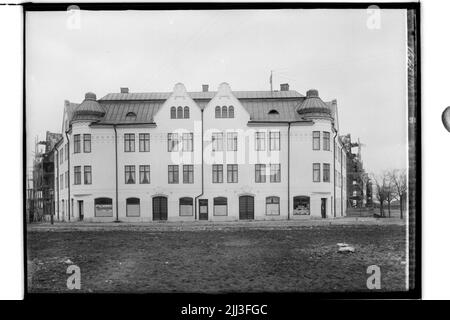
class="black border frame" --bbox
[23,1,421,305]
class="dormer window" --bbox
[229,106,234,118]
[215,106,234,118]
[268,109,279,115]
[222,106,228,118]
[171,106,190,119]
[125,112,137,121]
[183,106,190,119]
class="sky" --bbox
[26,9,407,175]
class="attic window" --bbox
[125,112,137,120]
[268,109,279,115]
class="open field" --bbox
[27,218,407,293]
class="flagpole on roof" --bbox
[270,70,273,96]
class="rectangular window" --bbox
[74,166,81,185]
[179,198,193,216]
[183,165,194,183]
[65,171,69,188]
[84,166,92,184]
[227,164,238,183]
[60,148,64,164]
[212,164,223,183]
[313,131,320,150]
[227,132,238,151]
[182,133,193,152]
[255,132,266,151]
[270,164,281,183]
[323,132,330,151]
[65,143,69,160]
[323,163,330,182]
[139,133,150,152]
[83,134,91,153]
[60,174,63,190]
[266,197,280,215]
[269,131,280,151]
[213,197,228,216]
[124,133,135,152]
[313,163,321,182]
[74,135,81,153]
[168,165,179,184]
[139,165,150,184]
[255,164,266,183]
[212,133,224,151]
[167,133,179,152]
[125,165,135,184]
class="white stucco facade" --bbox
[53,83,347,222]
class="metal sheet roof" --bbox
[240,98,305,121]
[97,101,163,124]
[100,90,304,101]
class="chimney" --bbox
[280,83,289,91]
[120,87,129,94]
[202,84,209,92]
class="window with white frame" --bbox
[83,134,91,153]
[124,133,135,152]
[255,132,266,151]
[139,165,150,184]
[74,166,81,185]
[183,165,194,184]
[139,133,150,152]
[323,163,330,182]
[167,133,179,152]
[182,133,193,152]
[269,131,280,151]
[255,164,266,183]
[125,165,135,184]
[227,132,238,151]
[323,131,330,151]
[270,164,281,183]
[266,196,280,215]
[212,164,223,183]
[84,166,92,184]
[74,135,81,153]
[212,133,224,151]
[168,165,179,184]
[179,197,193,216]
[313,131,320,150]
[313,163,320,182]
[227,164,238,183]
[213,197,227,216]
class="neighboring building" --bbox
[341,134,372,208]
[29,131,62,222]
[53,83,347,222]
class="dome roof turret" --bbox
[72,92,105,121]
[296,89,332,119]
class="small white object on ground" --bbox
[337,243,349,247]
[64,259,73,264]
[338,246,355,253]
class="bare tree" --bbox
[371,173,389,217]
[389,169,407,219]
[385,176,395,218]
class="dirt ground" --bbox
[27,219,407,293]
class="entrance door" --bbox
[78,200,84,221]
[239,195,254,220]
[199,199,208,220]
[321,198,327,218]
[153,196,168,221]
